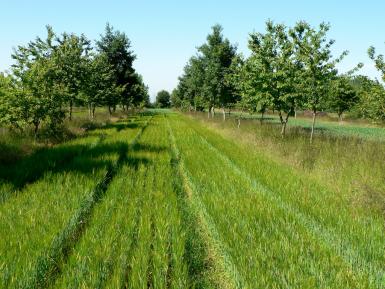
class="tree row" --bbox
[172,21,385,140]
[0,24,149,135]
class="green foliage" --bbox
[175,21,370,140]
[155,90,171,108]
[368,45,385,81]
[1,24,149,138]
[352,76,385,122]
[11,29,66,134]
[96,23,147,110]
[246,21,302,133]
[174,25,238,112]
[0,73,17,127]
[328,75,359,120]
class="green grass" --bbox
[167,112,384,288]
[0,117,143,288]
[232,111,385,140]
[52,115,193,288]
[0,109,383,288]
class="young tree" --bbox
[96,23,136,112]
[248,21,302,136]
[129,73,150,109]
[368,45,385,81]
[11,26,65,136]
[198,25,238,119]
[156,90,171,108]
[53,32,91,120]
[291,22,348,142]
[329,75,358,122]
[83,53,123,119]
[170,88,182,108]
[0,73,19,128]
[226,55,261,127]
[352,76,385,122]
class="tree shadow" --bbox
[0,121,163,203]
[0,142,27,165]
[101,122,140,132]
[131,143,168,154]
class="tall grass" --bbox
[0,119,142,289]
[168,112,385,288]
[2,110,383,288]
[191,112,385,218]
[52,115,191,288]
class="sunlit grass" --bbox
[168,112,385,288]
[1,110,383,288]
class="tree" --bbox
[53,32,91,120]
[128,73,150,109]
[226,55,260,127]
[198,25,238,119]
[329,76,358,121]
[96,23,136,112]
[247,21,302,136]
[291,22,348,142]
[83,53,123,119]
[0,73,18,128]
[11,26,65,136]
[368,45,385,81]
[156,90,171,108]
[352,75,385,122]
[170,88,182,108]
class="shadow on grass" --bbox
[0,118,161,203]
[92,122,140,132]
[27,142,153,289]
[0,142,27,165]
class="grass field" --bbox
[228,111,385,140]
[0,110,384,288]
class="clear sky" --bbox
[1,0,384,101]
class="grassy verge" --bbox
[190,112,385,217]
[227,111,385,140]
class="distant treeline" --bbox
[171,22,385,140]
[0,24,149,135]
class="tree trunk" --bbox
[294,109,297,119]
[69,100,73,121]
[211,106,215,118]
[238,111,243,129]
[260,111,264,124]
[281,122,287,137]
[207,107,210,118]
[108,106,112,117]
[33,120,39,140]
[279,111,290,138]
[88,104,92,119]
[92,105,96,120]
[338,112,343,123]
[222,107,226,121]
[310,110,317,143]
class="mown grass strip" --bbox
[24,117,152,289]
[167,115,241,289]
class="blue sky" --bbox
[1,0,384,100]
